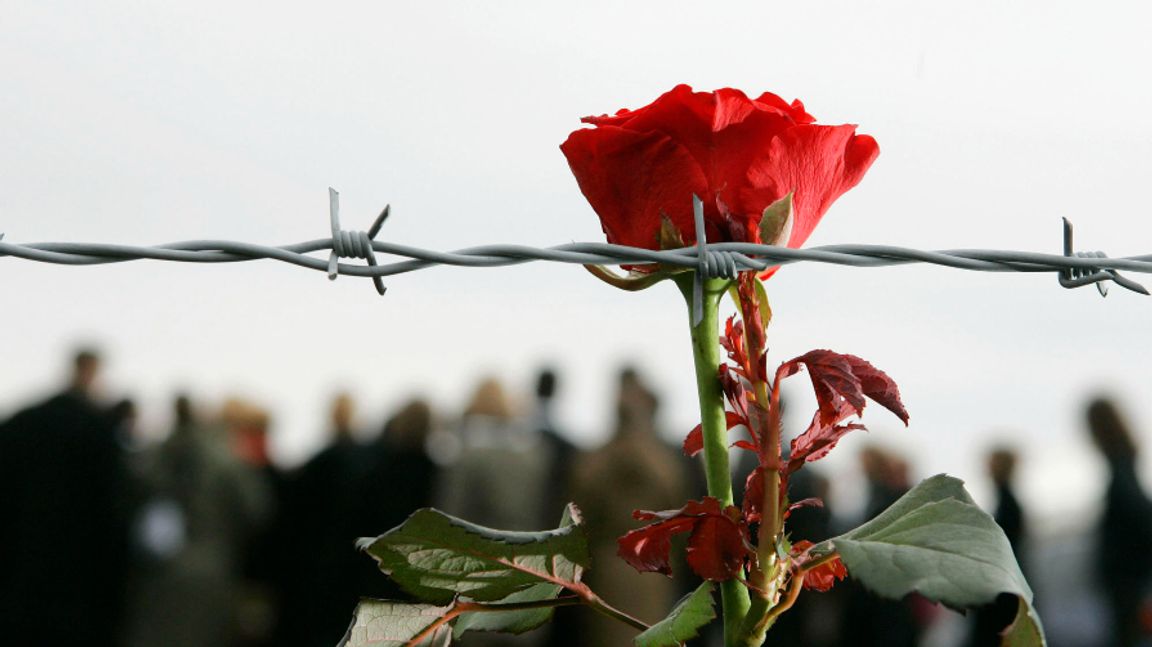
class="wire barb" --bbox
[1059,218,1149,296]
[692,195,707,325]
[690,195,743,325]
[327,187,389,295]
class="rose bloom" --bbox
[561,84,879,262]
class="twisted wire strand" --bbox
[3,237,1151,279]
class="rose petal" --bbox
[561,124,711,249]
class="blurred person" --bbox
[839,446,923,647]
[437,377,548,532]
[987,446,1026,559]
[570,367,691,647]
[276,392,372,647]
[436,378,550,647]
[530,369,584,647]
[0,347,131,647]
[107,397,140,449]
[224,397,275,468]
[968,445,1029,646]
[356,398,440,600]
[222,399,286,647]
[126,394,272,647]
[1086,396,1152,647]
[533,367,578,522]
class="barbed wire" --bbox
[2,190,1149,303]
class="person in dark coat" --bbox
[838,446,922,647]
[987,447,1026,559]
[356,398,440,601]
[969,446,1029,646]
[530,369,584,647]
[1086,396,1152,647]
[278,392,373,647]
[0,348,131,647]
[570,368,691,647]
[532,368,577,524]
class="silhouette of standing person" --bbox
[839,446,921,647]
[1086,397,1152,647]
[436,379,550,647]
[529,370,584,647]
[969,446,1028,646]
[437,378,548,533]
[987,447,1026,560]
[0,348,131,647]
[532,368,577,524]
[571,367,690,647]
[279,393,372,647]
[357,397,440,602]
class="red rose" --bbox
[560,85,879,271]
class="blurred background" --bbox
[2,1,1151,646]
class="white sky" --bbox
[3,1,1151,524]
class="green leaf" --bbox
[339,599,453,647]
[633,581,716,647]
[822,474,1046,647]
[359,503,589,605]
[452,583,562,637]
[758,193,793,246]
[1001,596,1046,647]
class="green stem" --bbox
[736,570,804,645]
[676,275,751,646]
[456,596,584,614]
[579,590,651,633]
[677,276,735,505]
[736,595,773,647]
[410,597,589,645]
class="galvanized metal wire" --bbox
[6,234,1151,273]
[2,190,1149,298]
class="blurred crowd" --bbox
[1,348,1151,647]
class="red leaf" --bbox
[687,511,751,581]
[840,354,909,425]
[720,315,745,362]
[789,540,848,592]
[718,365,750,420]
[618,516,696,577]
[684,424,704,458]
[784,497,824,520]
[787,401,867,474]
[731,440,758,453]
[803,556,847,592]
[618,498,750,580]
[683,412,747,457]
[791,539,815,553]
[776,349,909,430]
[777,350,865,426]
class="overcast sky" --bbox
[3,1,1150,523]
